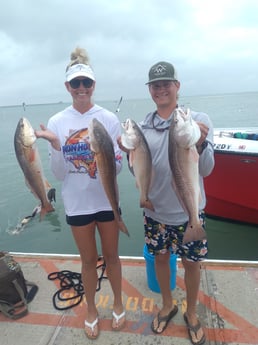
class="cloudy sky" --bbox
[1,0,257,106]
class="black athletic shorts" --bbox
[66,211,115,226]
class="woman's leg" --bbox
[97,220,124,327]
[71,223,98,323]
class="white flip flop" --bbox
[112,310,126,331]
[84,317,99,339]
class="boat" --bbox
[204,127,258,225]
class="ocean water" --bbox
[0,92,258,260]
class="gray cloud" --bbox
[0,0,257,106]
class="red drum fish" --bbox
[121,118,154,211]
[14,117,55,220]
[168,108,206,244]
[88,118,130,237]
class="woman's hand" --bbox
[35,125,61,151]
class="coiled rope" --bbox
[47,257,107,310]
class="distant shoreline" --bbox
[0,90,257,109]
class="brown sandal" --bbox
[183,313,206,345]
[151,305,178,334]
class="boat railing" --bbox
[217,130,258,141]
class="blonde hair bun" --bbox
[70,47,90,65]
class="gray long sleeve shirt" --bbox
[137,109,215,225]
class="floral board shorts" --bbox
[144,211,208,262]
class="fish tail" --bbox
[113,208,130,237]
[140,198,155,211]
[47,188,56,202]
[182,222,207,244]
[118,220,130,237]
[39,202,55,221]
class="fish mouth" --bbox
[121,119,130,130]
[16,118,36,146]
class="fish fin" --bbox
[140,199,155,211]
[128,150,135,168]
[182,223,207,244]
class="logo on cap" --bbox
[153,64,167,76]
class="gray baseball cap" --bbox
[146,61,177,84]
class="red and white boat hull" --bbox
[204,128,258,225]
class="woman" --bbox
[36,47,125,339]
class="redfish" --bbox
[121,118,154,211]
[14,117,55,220]
[88,118,129,237]
[168,108,206,244]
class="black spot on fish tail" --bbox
[47,188,56,202]
[182,223,207,245]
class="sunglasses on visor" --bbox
[69,78,94,89]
